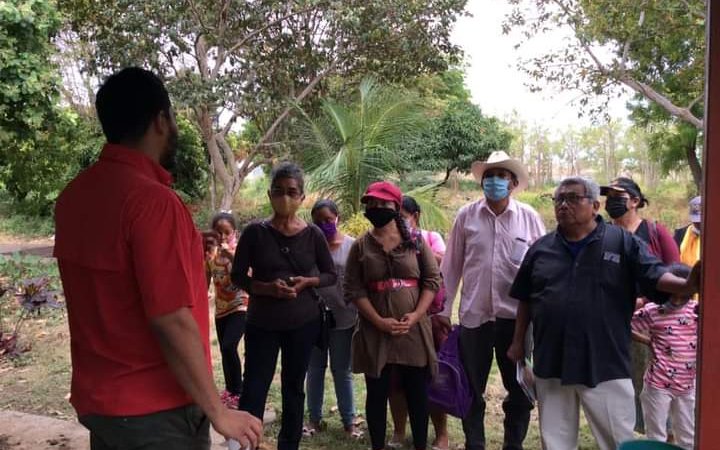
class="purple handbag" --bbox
[427,325,473,418]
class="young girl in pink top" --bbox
[632,263,698,449]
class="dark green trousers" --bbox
[79,404,210,450]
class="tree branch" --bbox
[620,9,645,73]
[226,6,317,56]
[187,0,208,33]
[552,0,609,74]
[195,35,210,79]
[252,62,336,152]
[687,93,704,111]
[198,107,232,188]
[619,76,703,129]
[552,0,703,130]
[209,0,232,79]
[221,112,239,137]
[215,134,241,187]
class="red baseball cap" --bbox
[361,181,402,206]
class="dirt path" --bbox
[0,410,258,450]
[0,234,54,257]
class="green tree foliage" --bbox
[503,0,705,187]
[0,0,61,145]
[404,183,451,233]
[0,1,110,216]
[0,0,72,215]
[296,78,426,215]
[410,68,471,112]
[406,100,512,183]
[2,109,103,215]
[630,104,703,190]
[60,0,468,210]
[173,114,209,202]
[646,122,701,192]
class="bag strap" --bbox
[600,223,624,258]
[413,230,425,281]
[263,220,301,270]
[650,220,658,240]
[262,220,322,302]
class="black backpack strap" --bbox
[600,223,625,259]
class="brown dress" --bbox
[344,232,441,379]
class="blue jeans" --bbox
[305,327,356,427]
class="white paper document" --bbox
[516,359,537,404]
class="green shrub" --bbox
[340,213,371,238]
[173,116,209,202]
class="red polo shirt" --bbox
[54,144,211,416]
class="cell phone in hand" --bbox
[227,439,252,450]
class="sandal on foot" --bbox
[303,421,323,438]
[344,426,364,440]
[352,415,366,426]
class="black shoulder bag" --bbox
[264,222,336,351]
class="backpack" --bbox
[427,326,473,418]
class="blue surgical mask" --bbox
[482,176,511,202]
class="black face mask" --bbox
[605,197,629,219]
[365,207,397,228]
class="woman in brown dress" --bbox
[344,181,441,450]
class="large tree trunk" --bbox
[686,139,703,193]
[440,167,453,185]
[209,161,216,212]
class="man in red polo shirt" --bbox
[54,67,262,449]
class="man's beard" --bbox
[160,130,178,171]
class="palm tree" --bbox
[405,183,451,234]
[295,78,426,215]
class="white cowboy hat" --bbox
[471,150,529,193]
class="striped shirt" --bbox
[632,301,698,395]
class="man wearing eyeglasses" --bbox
[507,176,700,450]
[437,151,545,450]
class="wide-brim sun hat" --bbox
[361,181,402,206]
[471,150,529,193]
[689,196,701,223]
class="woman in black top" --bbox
[231,162,337,450]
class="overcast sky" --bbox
[451,0,632,131]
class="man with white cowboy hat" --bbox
[437,151,546,450]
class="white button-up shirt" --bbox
[440,197,546,328]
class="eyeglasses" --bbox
[552,193,592,206]
[270,188,303,199]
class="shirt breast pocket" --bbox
[509,237,529,266]
[601,250,623,272]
